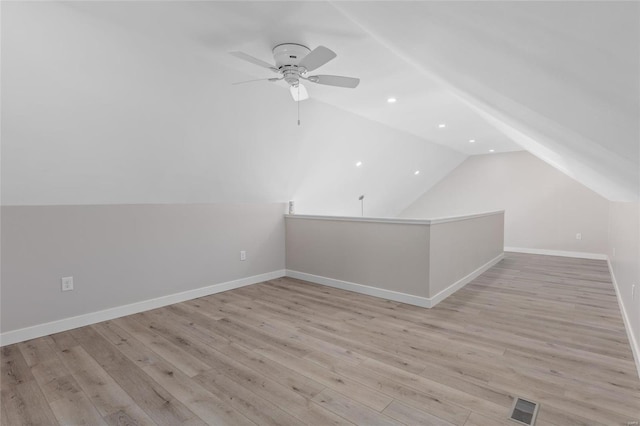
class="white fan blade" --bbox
[290,84,309,102]
[230,51,278,72]
[309,75,360,88]
[232,77,282,85]
[298,46,336,72]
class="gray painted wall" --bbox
[285,217,430,297]
[1,203,286,332]
[608,201,640,362]
[285,212,504,300]
[429,213,504,296]
[400,151,610,255]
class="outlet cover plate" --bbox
[61,276,74,292]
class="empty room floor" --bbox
[2,253,639,425]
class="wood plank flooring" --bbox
[2,253,639,425]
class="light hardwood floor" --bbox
[2,253,639,425]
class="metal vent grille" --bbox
[509,397,539,425]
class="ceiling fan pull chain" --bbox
[297,85,301,126]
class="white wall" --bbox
[608,202,640,374]
[401,151,610,256]
[1,1,465,218]
[1,203,285,334]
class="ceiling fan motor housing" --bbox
[273,43,310,70]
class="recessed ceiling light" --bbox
[438,123,446,128]
[489,149,495,153]
[414,170,420,175]
[356,161,363,167]
[387,97,397,103]
[469,139,476,143]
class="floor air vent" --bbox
[509,397,539,425]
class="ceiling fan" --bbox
[230,43,360,101]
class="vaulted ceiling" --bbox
[2,1,638,216]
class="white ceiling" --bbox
[57,0,523,156]
[1,1,638,213]
[330,1,639,200]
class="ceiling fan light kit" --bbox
[290,83,309,101]
[230,43,360,102]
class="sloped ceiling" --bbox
[333,1,639,201]
[1,1,638,217]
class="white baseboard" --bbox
[0,270,286,347]
[429,253,505,307]
[285,270,432,307]
[286,253,504,309]
[505,247,607,260]
[607,259,640,379]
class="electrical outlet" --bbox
[575,233,582,240]
[61,276,74,292]
[632,285,636,300]
[613,247,616,258]
[240,250,247,261]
